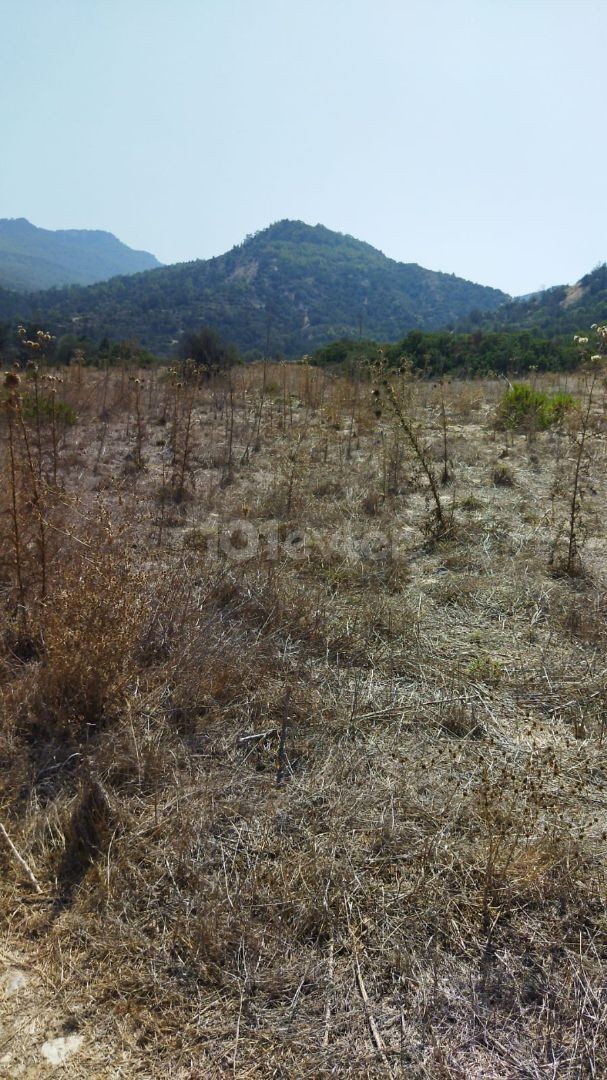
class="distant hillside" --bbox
[0,218,161,291]
[460,263,607,337]
[2,220,508,357]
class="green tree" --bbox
[178,326,237,372]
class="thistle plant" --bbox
[6,336,52,604]
[167,369,198,499]
[439,380,451,484]
[46,375,62,485]
[222,371,235,485]
[550,326,606,576]
[240,360,268,465]
[19,328,53,482]
[126,376,146,470]
[3,371,26,614]
[371,351,454,539]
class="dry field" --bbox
[1,358,606,1078]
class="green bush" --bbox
[20,391,77,426]
[496,383,575,431]
[546,390,577,426]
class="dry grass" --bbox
[0,360,606,1078]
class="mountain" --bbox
[2,220,507,358]
[0,218,161,292]
[459,263,607,337]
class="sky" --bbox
[1,0,605,297]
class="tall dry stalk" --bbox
[3,377,26,615]
[374,357,452,538]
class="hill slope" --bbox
[6,220,508,357]
[0,218,161,291]
[460,263,607,337]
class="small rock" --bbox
[1,969,28,996]
[40,1035,84,1065]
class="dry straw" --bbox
[0,342,606,1077]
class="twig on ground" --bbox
[0,821,43,894]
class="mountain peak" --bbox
[0,221,508,356]
[0,217,37,233]
[243,219,383,256]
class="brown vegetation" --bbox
[1,356,606,1078]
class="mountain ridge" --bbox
[459,263,607,337]
[0,217,161,292]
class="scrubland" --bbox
[1,357,606,1078]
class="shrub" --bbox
[492,463,514,486]
[20,391,77,427]
[496,383,575,431]
[546,390,577,425]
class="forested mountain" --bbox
[0,218,161,291]
[0,220,508,358]
[460,263,607,336]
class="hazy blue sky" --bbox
[1,0,605,295]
